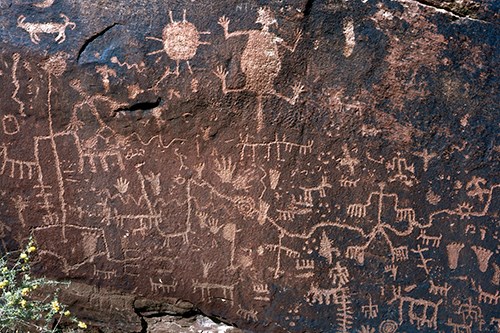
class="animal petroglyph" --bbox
[17,14,76,44]
[192,280,235,305]
[215,7,304,132]
[388,287,442,330]
[147,9,210,87]
[417,229,442,247]
[429,280,451,297]
[477,285,499,305]
[238,134,313,162]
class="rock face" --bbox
[0,0,499,332]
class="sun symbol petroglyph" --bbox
[215,6,304,132]
[147,9,210,89]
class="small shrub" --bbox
[0,238,87,332]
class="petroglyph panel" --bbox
[0,0,498,332]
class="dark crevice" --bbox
[114,98,162,113]
[133,306,148,333]
[303,0,314,17]
[410,0,485,21]
[77,23,120,62]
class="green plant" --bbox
[0,238,87,332]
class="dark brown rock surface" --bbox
[0,0,499,332]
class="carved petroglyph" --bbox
[0,144,37,180]
[33,0,55,8]
[417,229,442,247]
[237,305,258,322]
[466,176,489,202]
[216,7,304,132]
[329,262,350,287]
[192,280,235,305]
[445,318,472,333]
[96,65,116,93]
[338,145,359,175]
[17,14,76,44]
[447,242,465,269]
[492,263,500,286]
[110,56,146,73]
[477,285,499,305]
[307,284,353,332]
[429,280,451,297]
[339,176,359,188]
[457,298,483,325]
[11,53,25,117]
[150,278,177,293]
[147,9,210,87]
[2,115,20,136]
[361,295,378,319]
[269,169,281,190]
[411,245,433,276]
[471,245,493,273]
[299,176,332,203]
[414,149,436,172]
[238,134,313,162]
[319,231,340,265]
[253,284,270,302]
[386,153,416,186]
[378,320,398,333]
[388,287,442,330]
[342,18,355,57]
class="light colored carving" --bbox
[147,9,210,88]
[319,231,339,265]
[269,169,281,190]
[96,65,116,93]
[445,319,472,333]
[413,149,436,172]
[386,153,415,186]
[411,245,433,275]
[378,320,398,333]
[477,285,499,305]
[2,115,20,135]
[11,53,25,117]
[338,144,359,175]
[457,297,483,324]
[110,56,145,73]
[238,133,313,162]
[339,176,359,188]
[329,262,350,287]
[466,176,489,202]
[342,18,355,57]
[446,242,465,269]
[492,263,500,286]
[388,286,442,330]
[0,144,37,180]
[361,295,378,319]
[150,278,177,293]
[17,14,76,44]
[192,280,235,305]
[237,305,258,322]
[417,229,442,247]
[429,280,451,297]
[216,7,303,132]
[471,245,493,273]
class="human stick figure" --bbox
[215,7,304,132]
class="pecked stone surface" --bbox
[0,0,499,332]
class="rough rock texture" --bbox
[0,0,499,332]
